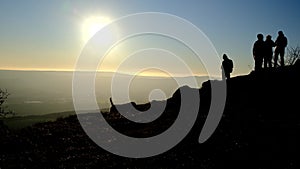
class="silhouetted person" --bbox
[222,54,233,79]
[253,34,265,71]
[274,31,288,67]
[264,35,275,68]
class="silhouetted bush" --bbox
[0,89,14,118]
[286,46,300,65]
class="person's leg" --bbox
[263,56,268,69]
[280,49,285,67]
[274,51,279,68]
[255,57,263,71]
[267,57,272,68]
[255,59,259,71]
[269,54,273,68]
[226,72,230,79]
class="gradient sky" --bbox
[1,0,300,76]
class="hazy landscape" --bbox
[0,70,208,116]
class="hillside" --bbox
[0,64,299,169]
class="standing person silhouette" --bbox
[264,35,275,68]
[221,54,233,80]
[253,34,265,71]
[274,31,288,67]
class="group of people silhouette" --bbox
[222,30,288,80]
[253,31,288,71]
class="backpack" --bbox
[228,60,233,73]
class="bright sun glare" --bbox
[82,16,111,43]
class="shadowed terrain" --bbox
[1,64,300,169]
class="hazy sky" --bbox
[1,0,300,76]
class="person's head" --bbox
[257,33,264,40]
[266,35,272,40]
[223,54,228,60]
[278,31,284,36]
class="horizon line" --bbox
[0,68,215,78]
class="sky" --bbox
[1,0,300,77]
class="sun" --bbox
[82,16,112,43]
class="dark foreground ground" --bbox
[1,65,300,169]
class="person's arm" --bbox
[285,37,288,47]
[275,38,279,46]
[253,43,256,58]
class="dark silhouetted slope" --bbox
[1,65,299,169]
